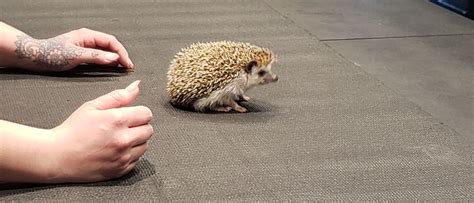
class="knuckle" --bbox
[115,164,128,173]
[109,109,125,126]
[120,162,136,175]
[113,134,130,150]
[108,34,118,41]
[111,89,128,98]
[117,154,132,166]
[82,100,95,108]
[78,27,90,33]
[110,89,128,102]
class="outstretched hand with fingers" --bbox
[47,80,153,183]
[64,28,134,69]
[0,22,134,71]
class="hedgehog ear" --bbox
[245,60,258,73]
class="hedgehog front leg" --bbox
[214,106,232,112]
[238,94,251,102]
[229,100,247,113]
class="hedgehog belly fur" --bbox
[193,73,247,112]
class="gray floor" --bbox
[0,0,472,201]
[267,0,474,138]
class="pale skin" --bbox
[0,22,153,183]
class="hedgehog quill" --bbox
[167,41,279,113]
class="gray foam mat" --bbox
[0,0,471,201]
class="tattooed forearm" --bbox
[14,35,84,70]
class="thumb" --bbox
[90,80,141,110]
[75,47,120,66]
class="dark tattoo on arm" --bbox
[14,35,85,70]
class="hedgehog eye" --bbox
[258,70,267,77]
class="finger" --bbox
[115,159,138,179]
[89,80,141,110]
[79,29,133,69]
[130,143,148,163]
[127,124,154,147]
[74,47,122,66]
[108,106,153,127]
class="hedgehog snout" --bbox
[267,73,278,83]
[262,73,278,84]
[272,74,279,82]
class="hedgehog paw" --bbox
[230,100,248,113]
[214,106,232,112]
[234,106,248,113]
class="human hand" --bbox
[12,28,134,71]
[46,80,153,183]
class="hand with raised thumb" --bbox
[45,80,153,183]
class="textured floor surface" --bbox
[0,0,472,201]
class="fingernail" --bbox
[105,53,119,62]
[125,80,141,92]
[128,60,134,69]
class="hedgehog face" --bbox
[245,60,278,87]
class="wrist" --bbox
[2,35,40,69]
[0,30,16,68]
[35,128,66,183]
[0,120,61,183]
[20,127,63,183]
[0,22,36,69]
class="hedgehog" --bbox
[166,41,279,113]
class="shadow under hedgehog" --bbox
[167,41,279,113]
